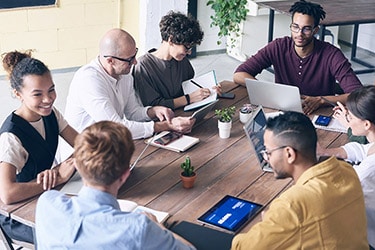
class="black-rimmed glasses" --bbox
[104,48,138,65]
[260,146,288,161]
[290,24,315,35]
[183,45,193,52]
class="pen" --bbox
[190,80,203,89]
[320,96,336,107]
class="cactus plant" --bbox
[180,156,195,177]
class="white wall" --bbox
[139,0,188,55]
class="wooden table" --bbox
[3,81,348,235]
[258,0,375,74]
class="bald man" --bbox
[64,29,195,143]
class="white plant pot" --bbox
[218,120,232,139]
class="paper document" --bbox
[182,70,218,111]
[312,115,347,133]
[118,199,169,223]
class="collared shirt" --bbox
[64,57,154,139]
[235,37,362,96]
[232,157,368,250]
[36,186,195,250]
[343,142,375,247]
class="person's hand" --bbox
[170,116,195,134]
[148,106,174,123]
[189,88,211,103]
[37,169,58,190]
[332,102,349,129]
[301,95,322,115]
[214,83,222,96]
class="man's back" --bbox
[232,157,368,249]
[36,187,194,250]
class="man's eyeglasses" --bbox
[290,24,315,35]
[260,146,288,161]
[183,45,193,52]
[104,48,138,65]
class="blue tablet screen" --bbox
[198,195,263,232]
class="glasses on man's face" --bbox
[183,45,193,53]
[104,48,138,65]
[260,146,288,161]
[290,24,314,35]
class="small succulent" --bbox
[180,156,195,177]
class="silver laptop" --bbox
[243,106,273,172]
[245,78,303,112]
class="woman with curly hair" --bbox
[133,11,220,110]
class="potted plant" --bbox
[180,156,196,189]
[206,0,249,61]
[215,106,236,139]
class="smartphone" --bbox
[220,92,235,99]
[315,115,332,126]
[154,132,182,145]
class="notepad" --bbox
[312,115,347,133]
[182,70,218,111]
[118,199,169,223]
[145,131,199,152]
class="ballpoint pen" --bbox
[320,96,337,107]
[190,80,203,89]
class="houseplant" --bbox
[180,156,196,189]
[206,0,249,46]
[215,106,236,139]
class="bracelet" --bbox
[185,94,190,105]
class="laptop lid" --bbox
[245,78,303,112]
[242,106,273,172]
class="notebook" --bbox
[170,220,234,250]
[145,131,200,153]
[182,70,218,111]
[245,78,303,112]
[242,106,273,172]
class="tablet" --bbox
[198,195,263,232]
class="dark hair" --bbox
[347,85,375,124]
[74,121,135,186]
[159,11,204,47]
[2,50,49,91]
[266,111,317,158]
[289,0,326,27]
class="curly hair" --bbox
[1,50,49,91]
[159,11,204,47]
[74,121,135,186]
[289,0,326,27]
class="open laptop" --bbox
[190,99,219,128]
[245,78,303,112]
[242,106,273,172]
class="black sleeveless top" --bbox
[0,111,59,182]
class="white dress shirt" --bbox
[64,57,154,139]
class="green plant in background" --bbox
[206,0,249,45]
[180,156,195,177]
[215,106,236,123]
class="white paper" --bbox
[312,115,347,133]
[182,70,218,111]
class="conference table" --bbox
[258,0,375,74]
[0,81,349,239]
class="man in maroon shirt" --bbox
[234,0,362,114]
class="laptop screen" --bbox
[243,107,273,172]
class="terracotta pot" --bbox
[180,172,197,189]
